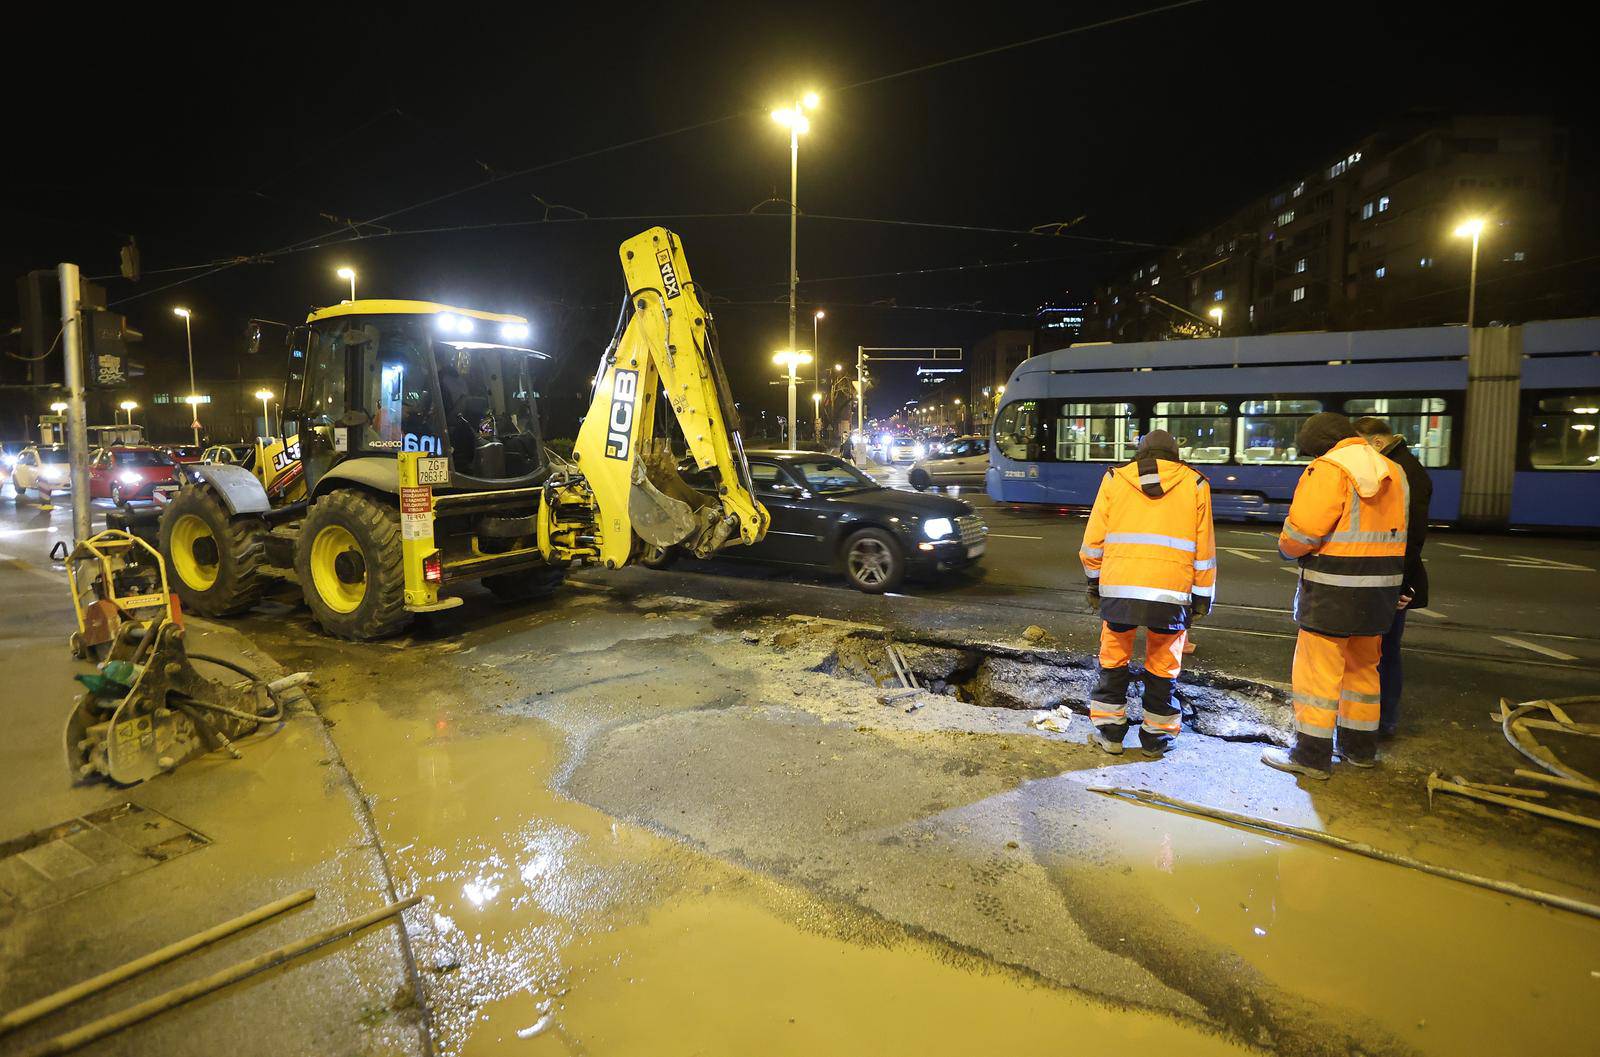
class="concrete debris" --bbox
[740,631,761,644]
[1031,709,1073,734]
[1021,624,1055,645]
[970,657,1085,711]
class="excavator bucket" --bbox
[628,438,706,548]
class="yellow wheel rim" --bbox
[310,524,366,614]
[169,514,219,591]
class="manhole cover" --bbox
[0,803,209,912]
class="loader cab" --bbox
[283,301,551,494]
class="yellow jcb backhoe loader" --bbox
[156,227,768,638]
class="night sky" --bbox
[5,1,1591,432]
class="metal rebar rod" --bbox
[20,895,420,1057]
[1089,786,1600,922]
[0,889,315,1035]
[1431,777,1600,832]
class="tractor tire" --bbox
[159,485,270,617]
[294,490,410,640]
[484,565,566,602]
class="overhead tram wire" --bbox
[105,1,1206,307]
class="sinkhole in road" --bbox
[810,628,1294,745]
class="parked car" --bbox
[163,445,204,464]
[201,443,256,470]
[88,445,181,506]
[908,434,990,490]
[10,444,71,497]
[650,450,987,592]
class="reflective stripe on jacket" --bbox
[1080,458,1216,628]
[1278,436,1408,636]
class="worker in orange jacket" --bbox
[1263,412,1409,779]
[1079,430,1216,757]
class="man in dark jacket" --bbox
[1353,416,1432,736]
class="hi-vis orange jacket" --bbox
[1278,436,1409,636]
[1079,458,1216,628]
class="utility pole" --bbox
[855,345,866,442]
[58,263,92,543]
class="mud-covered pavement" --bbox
[237,579,1600,1057]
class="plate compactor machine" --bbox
[157,227,768,639]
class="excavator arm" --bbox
[569,227,769,568]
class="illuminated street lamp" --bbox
[773,349,814,449]
[50,401,68,413]
[119,400,138,427]
[812,309,826,420]
[336,266,357,302]
[1208,307,1224,333]
[173,307,200,446]
[1453,218,1486,328]
[812,390,823,440]
[772,91,820,403]
[255,389,275,437]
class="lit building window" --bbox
[1151,275,1160,286]
[153,393,171,405]
[1293,181,1305,198]
[1512,250,1527,261]
[1213,289,1225,302]
[1378,195,1391,212]
[1295,258,1308,273]
[1249,305,1256,323]
[1277,210,1296,227]
[1361,201,1375,220]
[1419,257,1434,268]
[1375,265,1387,278]
[1292,287,1307,302]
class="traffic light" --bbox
[14,271,141,387]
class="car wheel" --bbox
[111,483,126,508]
[842,528,904,594]
[639,543,679,570]
[908,467,932,491]
[11,481,24,499]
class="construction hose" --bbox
[185,652,288,724]
[1500,695,1600,793]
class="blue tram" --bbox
[987,319,1600,528]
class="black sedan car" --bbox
[655,450,988,592]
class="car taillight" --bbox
[423,552,443,584]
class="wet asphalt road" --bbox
[4,476,1599,1057]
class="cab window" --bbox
[993,400,1044,461]
[747,461,793,492]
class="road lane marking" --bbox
[1438,542,1480,550]
[1461,554,1595,572]
[986,533,1044,540]
[1278,567,1299,575]
[1223,548,1268,562]
[1410,607,1448,620]
[1493,636,1578,661]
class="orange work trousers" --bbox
[1291,628,1382,739]
[1091,623,1186,735]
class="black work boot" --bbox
[1261,734,1333,780]
[1137,728,1174,759]
[1338,728,1379,768]
[1089,724,1127,756]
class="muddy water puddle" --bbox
[1083,794,1600,1057]
[340,716,1249,1056]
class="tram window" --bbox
[1056,402,1138,462]
[1237,399,1322,464]
[1527,393,1600,470]
[1151,400,1232,463]
[994,400,1044,461]
[1344,397,1452,467]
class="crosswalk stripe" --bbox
[1492,636,1578,662]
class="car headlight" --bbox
[878,434,891,449]
[1,454,15,467]
[913,443,926,458]
[41,466,67,481]
[119,471,142,485]
[923,517,954,540]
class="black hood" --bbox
[826,485,973,519]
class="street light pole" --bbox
[255,389,274,439]
[812,310,825,438]
[1453,219,1485,328]
[772,91,819,436]
[337,266,357,302]
[773,350,812,449]
[58,263,92,543]
[174,307,200,446]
